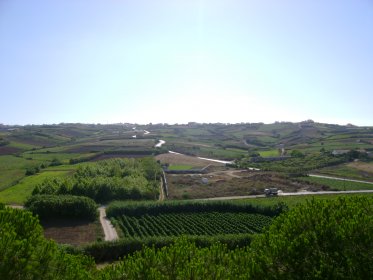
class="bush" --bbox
[83,234,253,262]
[106,200,286,218]
[249,196,373,279]
[0,207,95,279]
[25,195,98,221]
[25,166,40,176]
[36,158,162,203]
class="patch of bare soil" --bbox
[347,162,373,174]
[41,219,103,246]
[155,153,223,168]
[167,171,327,199]
[0,146,21,155]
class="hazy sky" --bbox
[1,0,372,125]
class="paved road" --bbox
[99,206,118,241]
[155,140,166,148]
[197,190,373,201]
[309,174,373,184]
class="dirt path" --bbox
[159,179,165,201]
[207,169,248,178]
[99,206,118,241]
[197,190,373,201]
[309,174,373,184]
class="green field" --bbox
[259,149,279,157]
[0,167,74,205]
[297,176,373,191]
[0,155,42,191]
[114,212,272,238]
[317,163,373,181]
[167,164,194,170]
[237,192,373,208]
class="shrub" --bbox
[0,207,95,279]
[25,195,98,221]
[106,200,286,218]
[249,196,373,279]
[83,234,253,262]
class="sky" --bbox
[0,0,372,126]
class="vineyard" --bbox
[114,212,272,238]
[1,196,372,279]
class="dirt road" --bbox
[309,174,373,184]
[99,206,118,241]
[197,190,373,201]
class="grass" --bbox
[317,162,373,181]
[237,193,373,208]
[168,164,194,170]
[166,171,325,200]
[21,151,90,164]
[298,176,373,191]
[0,155,43,191]
[259,149,280,157]
[0,168,72,205]
[8,141,39,150]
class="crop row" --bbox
[115,212,272,238]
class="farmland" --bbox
[105,200,279,247]
[0,167,74,205]
[237,192,373,208]
[1,121,373,278]
[297,176,373,191]
[166,170,327,199]
[42,219,103,246]
[114,212,271,238]
[316,161,373,181]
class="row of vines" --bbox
[114,212,272,238]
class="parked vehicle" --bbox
[264,188,278,196]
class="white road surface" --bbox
[198,190,373,201]
[155,140,166,148]
[99,206,118,241]
[309,174,373,184]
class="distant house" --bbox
[331,150,350,156]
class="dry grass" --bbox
[347,161,373,174]
[166,170,326,199]
[42,219,103,246]
[155,153,224,168]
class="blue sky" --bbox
[1,0,372,125]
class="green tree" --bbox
[0,205,95,279]
[249,197,373,279]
